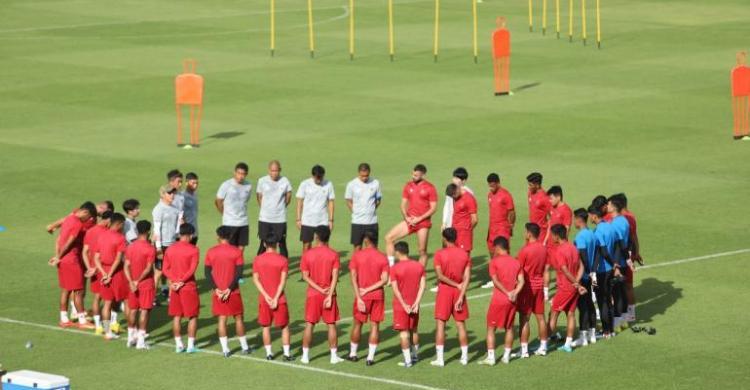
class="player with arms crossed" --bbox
[389,242,426,367]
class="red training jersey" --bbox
[517,241,548,291]
[528,189,552,230]
[550,203,573,228]
[57,214,86,261]
[402,180,438,219]
[551,241,580,292]
[434,246,471,288]
[96,229,126,271]
[83,224,107,267]
[488,188,515,237]
[252,252,289,303]
[349,248,390,301]
[300,245,340,297]
[205,243,243,291]
[163,241,199,287]
[125,239,156,290]
[390,260,425,305]
[489,254,521,304]
[452,191,478,231]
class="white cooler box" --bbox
[2,370,70,390]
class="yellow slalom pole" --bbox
[472,0,478,63]
[388,0,395,61]
[596,0,601,48]
[542,0,547,35]
[581,0,587,45]
[308,0,315,57]
[270,0,276,56]
[568,0,573,42]
[555,0,560,39]
[433,0,439,62]
[528,0,533,32]
[349,0,354,60]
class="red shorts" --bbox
[57,259,84,291]
[392,303,419,331]
[486,230,510,253]
[434,286,469,322]
[455,229,473,253]
[168,286,200,318]
[212,290,244,317]
[128,287,155,311]
[551,289,578,313]
[407,219,432,234]
[258,301,290,328]
[624,266,634,286]
[486,299,516,330]
[305,294,339,324]
[99,270,127,302]
[89,273,100,294]
[518,288,545,315]
[353,299,385,323]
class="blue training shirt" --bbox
[593,221,617,273]
[574,228,597,280]
[610,215,631,266]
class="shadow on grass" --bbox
[634,277,682,323]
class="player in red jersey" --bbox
[547,225,586,353]
[253,235,292,361]
[348,231,389,365]
[592,195,611,222]
[163,224,201,353]
[431,228,471,367]
[385,164,438,267]
[206,226,250,357]
[545,185,572,246]
[94,213,128,339]
[123,220,156,349]
[389,241,426,368]
[445,183,478,254]
[516,222,550,357]
[526,172,551,244]
[48,202,97,329]
[481,173,516,289]
[46,200,112,236]
[479,236,524,366]
[300,226,343,364]
[82,210,112,334]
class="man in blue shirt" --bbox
[589,205,618,338]
[573,208,597,346]
[608,195,631,329]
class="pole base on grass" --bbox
[177,143,186,147]
[557,32,560,39]
[474,56,478,64]
[271,49,275,57]
[350,53,354,61]
[434,55,438,63]
[390,54,394,62]
[494,92,510,96]
[597,41,601,49]
[310,51,315,59]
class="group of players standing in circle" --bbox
[47,160,641,367]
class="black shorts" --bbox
[225,225,249,247]
[350,223,379,246]
[300,225,325,243]
[258,221,287,242]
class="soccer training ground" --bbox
[1,0,749,389]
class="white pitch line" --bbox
[636,248,750,270]
[0,316,447,390]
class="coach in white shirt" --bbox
[345,163,382,251]
[215,162,252,253]
[256,160,292,257]
[296,164,335,252]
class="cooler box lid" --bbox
[2,370,70,388]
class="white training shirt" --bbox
[296,178,335,227]
[181,190,199,236]
[257,175,293,224]
[124,217,138,244]
[216,178,252,227]
[345,177,382,225]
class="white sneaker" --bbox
[397,361,413,368]
[579,337,588,347]
[478,357,495,366]
[429,286,438,293]
[330,355,345,365]
[430,359,444,367]
[481,281,494,289]
[520,352,530,359]
[500,355,510,364]
[136,343,150,350]
[590,334,597,344]
[534,349,547,356]
[459,358,468,366]
[300,357,310,364]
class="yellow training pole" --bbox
[581,0,587,45]
[308,0,315,57]
[349,0,354,60]
[555,0,560,38]
[388,0,395,61]
[542,0,547,35]
[568,0,573,42]
[596,0,601,48]
[433,0,439,62]
[472,0,478,63]
[528,0,533,32]
[270,0,276,56]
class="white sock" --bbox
[590,328,597,340]
[628,304,636,317]
[175,337,184,350]
[565,337,573,347]
[94,315,101,327]
[460,345,468,360]
[128,327,136,342]
[411,344,419,358]
[503,347,511,360]
[580,330,588,342]
[137,331,146,347]
[60,311,69,323]
[69,301,78,316]
[238,335,249,351]
[487,349,495,361]
[283,344,291,356]
[387,256,395,267]
[187,337,195,350]
[302,347,310,360]
[219,337,229,353]
[521,343,528,355]
[367,344,377,361]
[120,302,125,312]
[102,320,110,334]
[435,345,444,361]
[330,348,338,360]
[111,311,118,322]
[402,348,411,363]
[540,340,548,350]
[349,343,358,357]
[264,345,273,356]
[78,313,87,324]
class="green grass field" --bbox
[1,0,750,388]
